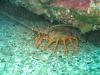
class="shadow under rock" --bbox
[0,0,50,30]
[85,30,100,47]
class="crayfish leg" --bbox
[68,33,74,49]
[35,38,43,48]
[62,37,67,55]
[54,38,59,49]
[33,34,42,48]
[44,37,54,49]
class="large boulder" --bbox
[7,0,100,34]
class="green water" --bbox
[0,13,100,75]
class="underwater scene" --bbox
[0,0,100,75]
